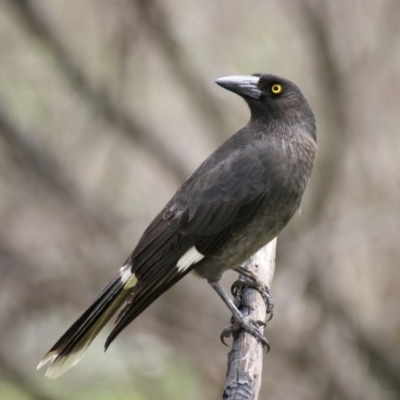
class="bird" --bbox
[37,73,317,379]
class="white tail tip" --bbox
[37,345,89,379]
[37,264,136,379]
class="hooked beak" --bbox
[215,75,262,100]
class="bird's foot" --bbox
[231,276,274,319]
[220,315,270,351]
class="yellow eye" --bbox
[271,84,282,94]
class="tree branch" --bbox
[223,238,277,400]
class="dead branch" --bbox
[223,239,277,400]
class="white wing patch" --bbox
[177,247,205,272]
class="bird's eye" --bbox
[271,84,282,94]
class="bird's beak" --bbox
[215,75,262,100]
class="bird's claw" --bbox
[220,323,236,346]
[219,317,270,351]
[230,278,274,318]
[231,280,244,297]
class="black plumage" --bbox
[38,73,317,378]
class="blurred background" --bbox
[1,0,400,399]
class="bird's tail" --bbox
[37,264,137,379]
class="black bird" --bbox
[38,73,317,378]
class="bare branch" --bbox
[223,239,277,400]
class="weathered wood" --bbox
[222,238,277,400]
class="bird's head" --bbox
[216,73,316,141]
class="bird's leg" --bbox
[232,266,274,318]
[209,282,269,349]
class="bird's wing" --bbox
[132,142,270,274]
[177,144,269,236]
[105,143,270,347]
